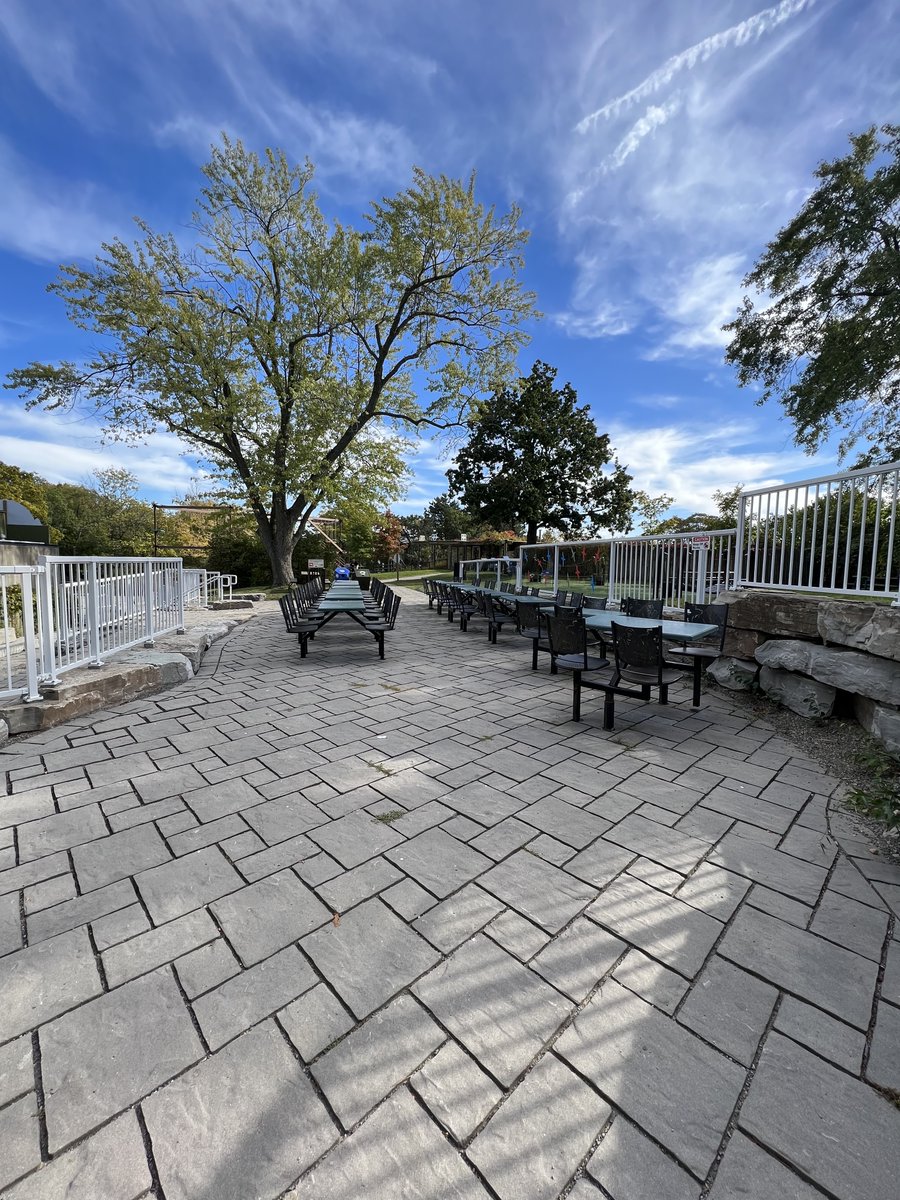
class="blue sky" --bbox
[0,0,897,524]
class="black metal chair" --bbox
[545,616,610,720]
[665,603,729,707]
[361,593,401,659]
[582,594,609,652]
[621,597,664,618]
[515,600,553,671]
[603,621,684,728]
[278,594,320,658]
[484,593,515,643]
[451,586,482,632]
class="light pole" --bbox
[430,532,438,569]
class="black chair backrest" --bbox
[684,602,729,648]
[530,587,541,597]
[546,614,588,664]
[569,592,584,612]
[612,621,666,681]
[485,594,509,621]
[582,596,608,610]
[515,600,541,635]
[385,593,401,628]
[622,597,663,619]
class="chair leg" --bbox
[692,658,702,707]
[550,655,558,676]
[300,636,307,659]
[603,688,615,731]
[532,640,539,671]
[573,672,581,722]
[376,632,384,659]
[660,684,669,705]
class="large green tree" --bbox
[447,360,633,544]
[5,137,535,584]
[724,125,900,463]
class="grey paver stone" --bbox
[0,1094,40,1191]
[518,795,611,850]
[0,926,101,1041]
[182,776,263,823]
[317,857,405,911]
[746,883,813,928]
[303,897,440,1019]
[16,804,106,862]
[308,809,404,868]
[156,810,199,836]
[279,982,354,1062]
[480,849,596,933]
[828,856,885,909]
[0,1034,33,1107]
[90,902,151,950]
[779,824,838,869]
[617,774,703,817]
[135,844,243,923]
[708,1131,822,1199]
[243,795,324,844]
[556,979,744,1177]
[674,861,750,920]
[238,832,318,882]
[1,1111,151,1200]
[709,833,826,905]
[468,1053,610,1200]
[102,908,218,987]
[23,872,76,914]
[564,839,634,888]
[174,939,240,1001]
[412,933,571,1086]
[144,1021,337,1200]
[192,944,317,1050]
[442,814,485,841]
[382,877,437,920]
[586,1116,699,1200]
[72,823,171,892]
[740,1032,900,1200]
[882,937,900,1006]
[774,996,865,1074]
[84,750,156,788]
[133,763,206,802]
[40,966,203,1152]
[586,873,722,979]
[531,916,627,1001]
[109,796,186,832]
[167,813,248,856]
[311,756,386,791]
[295,849,343,885]
[0,789,55,830]
[469,816,537,861]
[810,889,890,961]
[678,955,777,1065]
[27,877,136,944]
[312,993,444,1127]
[627,856,682,891]
[413,883,505,952]
[387,799,455,839]
[289,1085,491,1199]
[700,787,794,833]
[440,779,524,826]
[371,766,450,808]
[219,829,266,860]
[485,908,550,960]
[385,827,492,898]
[410,1039,502,1143]
[605,812,709,874]
[211,868,330,965]
[720,905,877,1029]
[867,1000,900,1092]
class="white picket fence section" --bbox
[182,570,237,609]
[0,556,190,703]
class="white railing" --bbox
[0,556,186,703]
[735,460,900,603]
[517,531,736,607]
[458,558,519,589]
[182,570,237,608]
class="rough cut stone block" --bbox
[144,1022,337,1200]
[302,897,439,1019]
[721,905,877,1029]
[854,695,900,755]
[412,883,505,952]
[756,638,900,706]
[469,1054,610,1200]
[721,589,821,638]
[866,1000,900,1092]
[531,917,626,1001]
[289,1086,491,1200]
[774,996,865,1073]
[709,1131,823,1200]
[175,938,241,999]
[211,869,330,966]
[556,980,744,1177]
[40,967,203,1152]
[1,1112,151,1200]
[479,850,596,933]
[410,1039,502,1143]
[102,908,218,987]
[677,956,777,1065]
[313,993,444,1128]
[16,804,106,862]
[192,945,316,1050]
[412,933,571,1086]
[818,600,900,663]
[707,656,759,690]
[740,1032,900,1200]
[587,1116,699,1200]
[0,926,101,1040]
[135,845,243,923]
[278,982,354,1062]
[72,823,171,892]
[386,827,492,898]
[0,1093,41,1192]
[758,665,836,717]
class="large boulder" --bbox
[818,601,900,663]
[854,697,900,757]
[0,717,8,746]
[755,639,900,706]
[715,589,821,639]
[707,657,759,690]
[758,665,836,718]
[722,627,768,658]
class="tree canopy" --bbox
[447,360,633,544]
[724,125,900,464]
[5,137,536,583]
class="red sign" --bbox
[690,536,711,549]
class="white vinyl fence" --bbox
[182,570,237,608]
[0,556,187,703]
[735,459,900,602]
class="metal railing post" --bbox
[175,561,186,633]
[734,495,747,588]
[19,573,43,701]
[608,542,617,604]
[552,545,560,594]
[695,546,708,604]
[86,560,103,667]
[36,558,59,685]
[143,561,156,647]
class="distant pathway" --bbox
[1,590,898,1199]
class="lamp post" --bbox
[430,532,438,569]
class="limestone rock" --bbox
[716,589,821,639]
[755,639,900,706]
[723,627,767,658]
[707,657,759,690]
[818,601,900,663]
[759,666,836,718]
[209,599,254,610]
[0,717,7,746]
[854,697,900,756]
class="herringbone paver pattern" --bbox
[1,590,899,1199]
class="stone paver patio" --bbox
[1,589,899,1199]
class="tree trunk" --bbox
[254,511,297,587]
[526,519,538,544]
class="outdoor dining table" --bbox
[582,611,720,707]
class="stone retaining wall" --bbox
[709,590,900,754]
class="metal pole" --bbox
[19,572,43,701]
[695,546,708,604]
[86,560,103,667]
[608,541,617,604]
[143,561,156,647]
[36,557,59,685]
[552,545,560,594]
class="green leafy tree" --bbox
[5,137,536,585]
[724,125,900,463]
[447,360,633,544]
[632,490,675,533]
[0,461,50,527]
[422,493,475,541]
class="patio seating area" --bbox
[1,588,899,1200]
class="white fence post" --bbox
[19,572,42,701]
[36,559,59,685]
[86,560,103,667]
[695,546,708,604]
[552,545,560,594]
[608,542,617,604]
[143,561,156,647]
